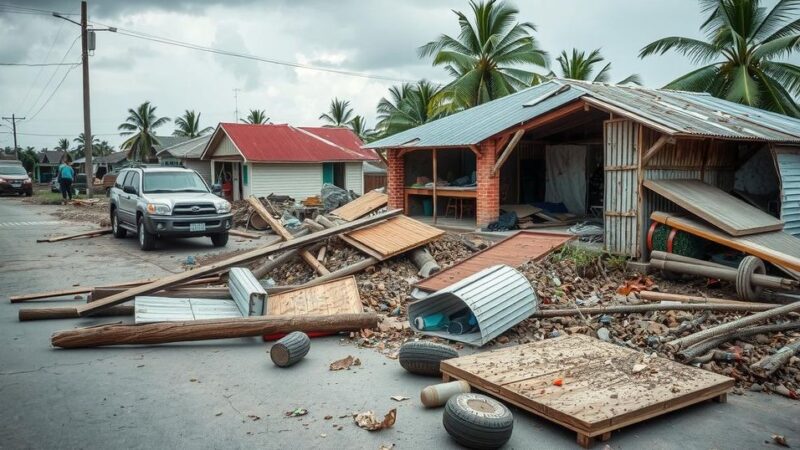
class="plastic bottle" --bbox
[420,380,471,408]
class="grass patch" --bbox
[29,190,87,205]
[551,245,604,270]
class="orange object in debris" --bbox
[553,378,563,387]
[616,276,655,295]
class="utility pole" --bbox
[1,114,25,159]
[80,0,93,197]
[233,88,241,122]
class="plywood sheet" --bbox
[441,334,733,438]
[415,231,572,292]
[266,276,362,316]
[644,179,783,236]
[651,211,800,271]
[330,191,388,221]
[344,215,444,260]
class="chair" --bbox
[445,197,459,218]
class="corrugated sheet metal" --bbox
[228,267,266,316]
[367,82,584,148]
[134,297,241,324]
[345,162,363,195]
[604,120,639,256]
[774,149,800,237]
[367,79,800,150]
[250,163,322,199]
[407,265,537,347]
[157,135,211,159]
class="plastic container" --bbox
[420,380,471,407]
[422,198,433,216]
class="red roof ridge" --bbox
[295,126,369,160]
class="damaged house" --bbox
[366,79,800,260]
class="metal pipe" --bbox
[533,302,778,319]
[650,259,799,291]
[677,321,800,361]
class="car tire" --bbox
[398,341,459,376]
[112,211,127,238]
[443,393,514,449]
[211,232,229,247]
[25,190,32,197]
[138,218,156,251]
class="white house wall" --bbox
[345,162,364,195]
[250,163,322,199]
[214,135,241,157]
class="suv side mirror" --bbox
[123,185,138,195]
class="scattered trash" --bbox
[772,434,790,448]
[329,355,361,371]
[353,408,396,431]
[285,408,308,417]
[421,380,471,408]
[553,378,563,387]
[390,395,409,402]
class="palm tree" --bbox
[640,0,800,116]
[418,0,548,109]
[319,98,355,127]
[174,110,213,137]
[71,133,99,159]
[241,109,269,125]
[553,48,642,85]
[94,140,115,156]
[347,115,373,141]
[376,80,444,136]
[55,138,70,152]
[118,101,171,162]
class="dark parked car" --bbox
[0,164,33,196]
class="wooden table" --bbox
[404,187,477,216]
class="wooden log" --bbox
[247,196,330,276]
[650,258,799,291]
[20,306,133,321]
[533,302,778,319]
[51,313,378,348]
[749,338,800,378]
[229,229,261,239]
[317,246,327,262]
[316,215,337,229]
[75,210,401,316]
[36,228,112,243]
[303,218,325,232]
[410,248,440,277]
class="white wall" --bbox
[184,159,212,185]
[345,162,363,195]
[213,135,240,157]
[250,163,322,199]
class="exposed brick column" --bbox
[387,150,405,212]
[476,140,500,226]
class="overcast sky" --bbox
[0,0,739,150]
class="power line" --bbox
[1,62,80,66]
[15,18,66,114]
[0,3,78,16]
[26,63,79,121]
[23,35,80,118]
[0,131,118,137]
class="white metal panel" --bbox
[345,162,363,195]
[183,159,212,185]
[774,147,800,237]
[604,119,639,256]
[250,163,323,199]
[212,135,241,157]
[134,296,242,324]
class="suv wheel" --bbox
[112,211,127,238]
[210,232,229,247]
[138,218,156,251]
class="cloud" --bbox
[211,23,261,91]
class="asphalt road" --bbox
[0,198,797,449]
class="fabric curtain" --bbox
[545,145,587,214]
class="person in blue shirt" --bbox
[57,156,75,204]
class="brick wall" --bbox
[476,140,500,226]
[387,150,404,211]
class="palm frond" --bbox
[639,36,721,63]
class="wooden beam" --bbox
[228,229,261,239]
[51,313,379,349]
[641,135,675,164]
[75,210,402,316]
[246,196,330,276]
[494,134,512,155]
[489,101,586,140]
[36,228,112,243]
[492,130,525,176]
[468,145,481,156]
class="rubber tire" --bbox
[211,232,229,247]
[736,256,765,301]
[138,218,156,251]
[398,341,458,376]
[443,393,513,449]
[112,211,127,238]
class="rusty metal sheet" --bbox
[415,231,573,292]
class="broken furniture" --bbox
[414,231,572,293]
[408,265,537,346]
[440,334,734,448]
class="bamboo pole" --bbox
[51,313,378,348]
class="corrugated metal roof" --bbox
[157,135,211,159]
[366,79,800,149]
[134,296,242,324]
[407,264,537,346]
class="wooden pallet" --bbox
[440,334,734,448]
[415,231,572,292]
[344,215,444,260]
[266,276,362,316]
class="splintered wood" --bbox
[266,276,362,316]
[344,215,444,260]
[330,190,388,221]
[440,334,733,448]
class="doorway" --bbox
[323,162,346,189]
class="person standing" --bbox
[57,156,75,205]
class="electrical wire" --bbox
[15,19,66,111]
[2,62,79,66]
[0,3,78,16]
[0,131,118,137]
[23,34,80,118]
[25,63,78,121]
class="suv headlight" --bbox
[146,203,172,215]
[215,200,231,213]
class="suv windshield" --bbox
[0,165,26,175]
[143,171,208,193]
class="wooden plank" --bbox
[644,179,783,236]
[74,210,402,316]
[492,130,524,176]
[344,215,444,259]
[229,229,261,239]
[415,231,572,292]
[440,334,733,439]
[500,204,542,218]
[266,276,362,316]
[246,196,330,276]
[330,190,388,221]
[36,228,112,243]
[650,211,800,271]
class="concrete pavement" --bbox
[0,198,797,449]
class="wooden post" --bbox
[20,305,133,321]
[491,130,524,176]
[433,148,438,225]
[51,313,378,348]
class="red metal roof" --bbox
[210,123,378,163]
